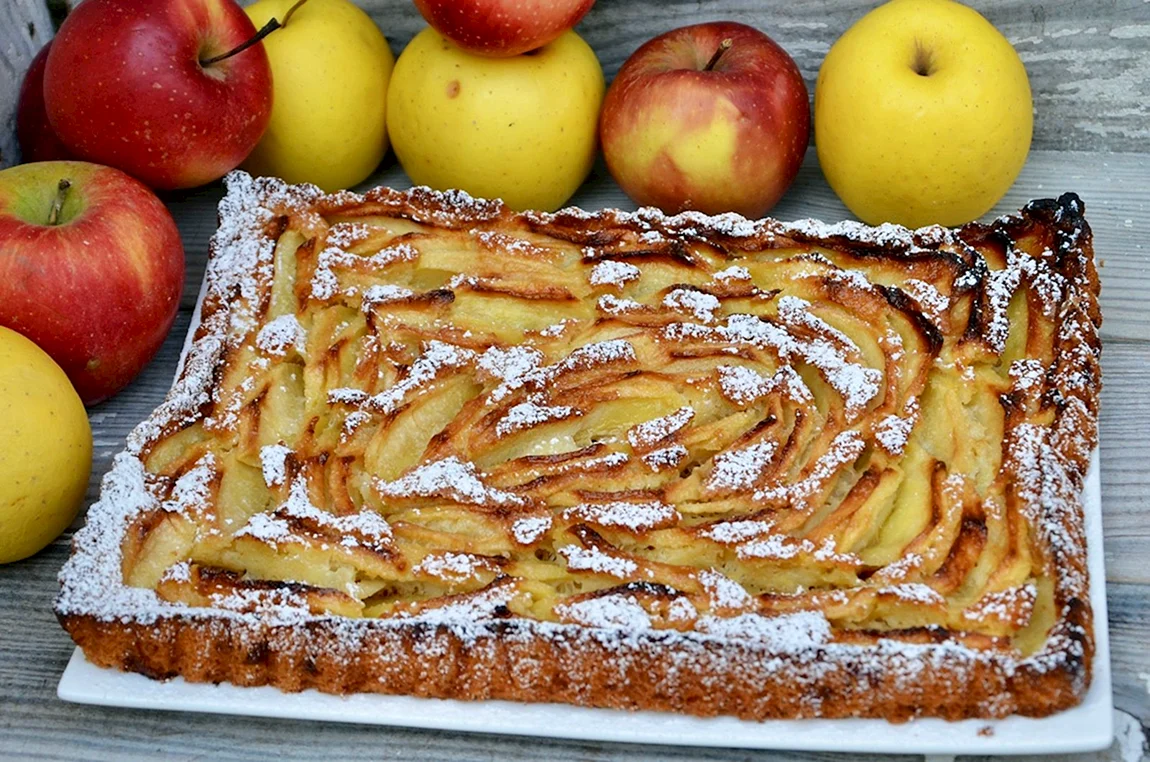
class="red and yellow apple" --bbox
[413,0,595,57]
[600,21,809,219]
[0,162,184,404]
[43,0,272,190]
[17,44,74,164]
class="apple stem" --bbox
[47,179,71,226]
[198,0,310,67]
[704,38,733,72]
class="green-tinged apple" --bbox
[17,44,74,163]
[600,22,809,219]
[0,162,184,404]
[43,0,272,190]
[413,0,595,57]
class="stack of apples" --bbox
[387,0,603,212]
[388,2,812,218]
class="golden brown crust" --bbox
[58,175,1101,721]
[62,608,1086,721]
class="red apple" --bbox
[17,44,75,164]
[413,0,595,57]
[600,22,810,219]
[0,161,184,404]
[43,0,272,190]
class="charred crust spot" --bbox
[426,288,456,306]
[569,523,606,548]
[245,641,269,665]
[612,581,680,599]
[263,214,290,240]
[878,285,944,353]
[124,655,177,681]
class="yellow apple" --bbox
[814,0,1032,228]
[0,326,92,564]
[387,27,604,212]
[242,0,394,191]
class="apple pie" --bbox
[58,172,1101,721]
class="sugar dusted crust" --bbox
[58,173,1101,722]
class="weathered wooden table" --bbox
[1,1,1147,759]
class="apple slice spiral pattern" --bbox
[59,173,1100,720]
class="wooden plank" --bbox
[1110,582,1150,734]
[0,0,53,166]
[1099,342,1150,586]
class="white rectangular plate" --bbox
[59,262,1113,756]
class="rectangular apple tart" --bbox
[58,172,1101,721]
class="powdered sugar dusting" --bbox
[717,365,812,406]
[259,444,292,487]
[330,341,475,415]
[642,445,688,471]
[695,611,833,648]
[627,407,694,450]
[702,519,775,544]
[589,260,640,288]
[256,314,305,357]
[903,278,949,321]
[563,501,680,533]
[663,288,722,323]
[666,309,880,419]
[698,569,753,610]
[376,457,528,507]
[754,431,865,507]
[490,340,635,402]
[707,442,778,492]
[558,545,638,579]
[880,583,945,606]
[511,515,552,545]
[713,265,751,282]
[414,552,491,582]
[496,402,578,437]
[362,284,414,306]
[874,400,919,456]
[555,594,652,630]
